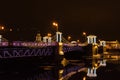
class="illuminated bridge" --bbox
[0,42,84,58]
[0,32,103,60]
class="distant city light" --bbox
[0,26,5,30]
[47,33,52,37]
[83,77,86,80]
[1,26,4,30]
[52,22,58,31]
[53,22,58,27]
[83,32,86,36]
[67,36,71,41]
[77,40,80,43]
[10,28,13,31]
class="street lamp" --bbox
[47,33,52,37]
[67,36,71,42]
[83,32,86,36]
[82,32,87,42]
[52,22,58,32]
[77,40,80,43]
[1,26,4,30]
[0,26,4,30]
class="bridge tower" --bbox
[99,40,107,56]
[35,33,42,42]
[0,35,2,42]
[43,36,52,43]
[56,32,62,42]
[55,32,64,55]
[87,35,98,55]
[100,40,106,46]
[87,35,97,45]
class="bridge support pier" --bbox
[92,45,98,55]
[58,42,64,55]
[54,42,65,68]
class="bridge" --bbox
[0,32,115,79]
[0,31,89,59]
[0,32,109,66]
[0,29,118,59]
[0,32,108,60]
[0,42,84,58]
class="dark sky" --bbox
[0,0,120,41]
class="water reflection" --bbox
[0,59,87,80]
[0,51,120,80]
[26,70,56,80]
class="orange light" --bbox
[67,36,71,40]
[2,27,4,30]
[77,40,80,42]
[53,22,58,26]
[83,77,86,80]
[52,22,58,31]
[83,32,86,36]
[10,28,13,31]
[53,22,56,26]
[47,33,52,37]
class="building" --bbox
[35,33,42,42]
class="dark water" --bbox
[0,53,120,80]
[68,60,120,80]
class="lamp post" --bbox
[83,32,86,36]
[52,22,58,32]
[82,32,87,42]
[0,26,5,34]
[67,36,71,42]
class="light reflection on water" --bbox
[0,52,120,80]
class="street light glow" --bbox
[52,22,58,31]
[1,26,4,30]
[10,28,13,31]
[53,22,56,26]
[83,32,86,36]
[0,26,5,30]
[67,36,71,41]
[53,22,58,27]
[47,33,52,37]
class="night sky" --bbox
[0,0,120,41]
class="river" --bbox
[0,52,120,80]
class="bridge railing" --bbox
[13,41,58,47]
[0,42,9,46]
[63,43,78,46]
[0,41,88,49]
[63,43,88,47]
[0,41,58,47]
